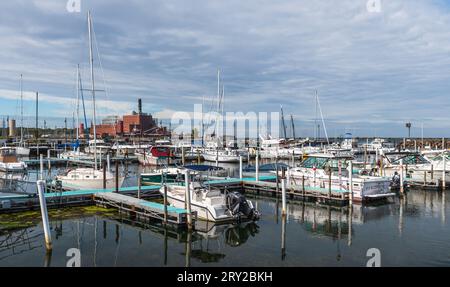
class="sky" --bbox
[1,0,450,138]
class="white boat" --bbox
[111,141,151,156]
[202,145,248,163]
[84,139,110,155]
[283,153,393,202]
[160,181,260,222]
[56,168,124,189]
[58,149,92,160]
[0,147,27,173]
[136,145,176,166]
[57,11,123,190]
[382,151,450,184]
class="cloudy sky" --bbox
[1,0,450,137]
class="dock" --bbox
[94,192,193,226]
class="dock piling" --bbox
[37,180,52,250]
[239,155,243,180]
[47,149,51,176]
[185,170,193,230]
[442,153,446,190]
[400,159,404,196]
[163,183,168,224]
[115,161,119,193]
[255,150,259,182]
[138,176,141,199]
[40,154,44,180]
[349,161,353,206]
[102,161,106,189]
[281,167,286,216]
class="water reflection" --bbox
[1,187,450,266]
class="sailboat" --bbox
[15,75,30,157]
[57,11,123,190]
[202,70,246,163]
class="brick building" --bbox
[91,99,158,138]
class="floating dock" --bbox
[94,192,193,226]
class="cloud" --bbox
[1,0,450,136]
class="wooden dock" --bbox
[94,192,193,226]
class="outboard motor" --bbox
[226,191,260,221]
[391,172,401,189]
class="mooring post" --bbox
[424,170,427,186]
[197,150,201,164]
[37,180,52,250]
[138,176,141,199]
[163,183,168,224]
[281,167,286,216]
[47,149,51,176]
[185,170,193,229]
[182,147,185,166]
[215,148,219,167]
[115,161,119,193]
[291,150,295,167]
[239,155,243,180]
[302,175,305,197]
[431,164,434,182]
[349,161,353,206]
[281,214,286,260]
[400,159,404,196]
[40,154,44,180]
[107,153,110,172]
[442,153,446,191]
[255,149,259,182]
[276,159,280,194]
[328,169,332,199]
[102,161,106,189]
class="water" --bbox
[1,162,450,266]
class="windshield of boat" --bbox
[301,156,350,169]
[389,154,430,165]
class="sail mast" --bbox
[88,10,98,170]
[76,65,80,141]
[20,74,23,144]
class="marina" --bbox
[2,1,450,269]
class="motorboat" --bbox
[283,153,393,202]
[0,147,27,173]
[160,180,260,222]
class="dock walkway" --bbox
[94,192,192,226]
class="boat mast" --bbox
[215,69,220,147]
[88,11,98,170]
[76,65,80,141]
[280,105,287,140]
[291,115,296,139]
[20,74,23,145]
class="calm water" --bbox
[1,161,449,266]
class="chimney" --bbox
[138,98,142,115]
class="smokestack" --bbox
[138,98,142,115]
[8,119,16,137]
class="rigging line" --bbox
[91,16,110,115]
[316,91,329,145]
